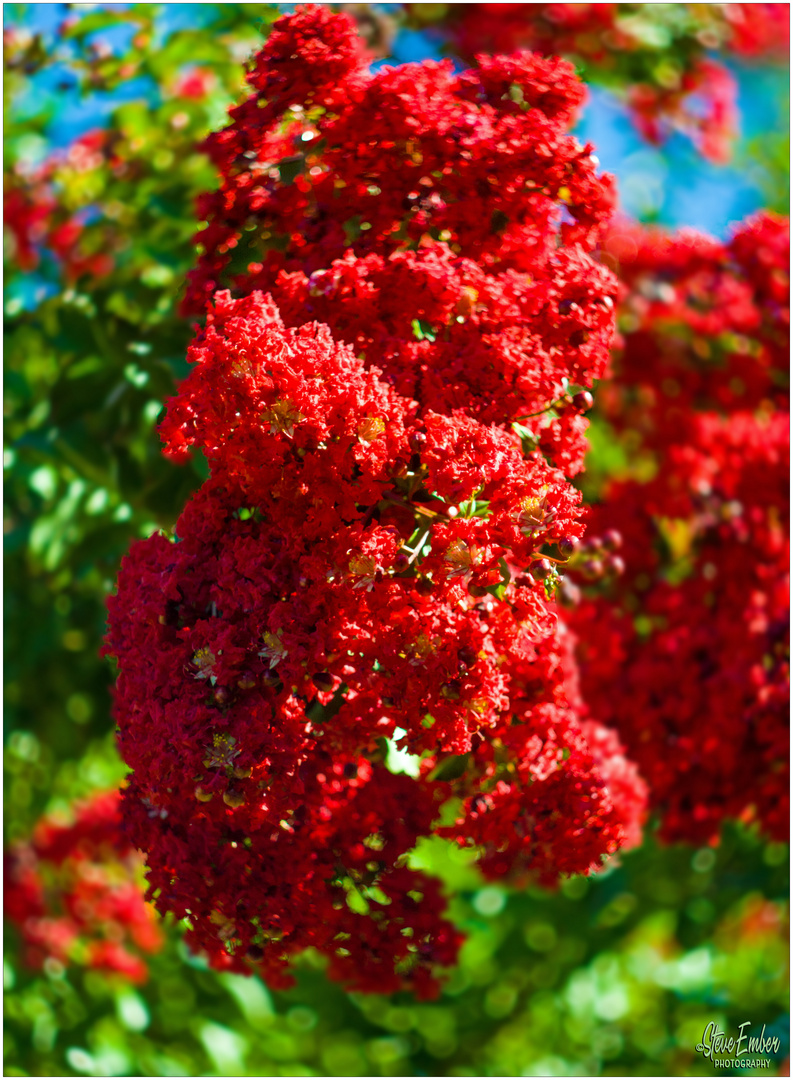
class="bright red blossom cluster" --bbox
[183,8,616,315]
[105,7,646,996]
[4,792,163,983]
[571,212,790,843]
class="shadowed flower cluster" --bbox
[571,211,790,843]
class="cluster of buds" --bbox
[565,529,626,584]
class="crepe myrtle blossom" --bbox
[104,6,646,997]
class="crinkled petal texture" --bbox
[106,290,644,994]
[105,6,646,997]
[182,9,620,479]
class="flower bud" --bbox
[408,431,427,452]
[606,554,625,576]
[457,646,478,669]
[531,558,552,580]
[558,579,582,608]
[580,558,603,580]
[558,537,578,558]
[312,671,334,692]
[572,390,594,411]
[223,789,246,809]
[601,529,623,551]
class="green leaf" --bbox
[428,753,470,782]
[411,318,437,342]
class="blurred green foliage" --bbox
[4,4,789,1076]
[5,3,278,764]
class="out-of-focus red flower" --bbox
[570,212,790,845]
[4,184,55,271]
[172,67,217,100]
[5,791,163,983]
[5,129,116,283]
[629,59,737,165]
[723,3,790,58]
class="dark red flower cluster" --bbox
[4,791,163,983]
[570,211,790,844]
[408,3,788,163]
[105,6,646,997]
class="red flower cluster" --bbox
[409,3,788,163]
[105,7,646,997]
[571,212,790,843]
[628,57,736,165]
[183,4,617,316]
[722,3,791,57]
[4,183,55,272]
[4,131,116,283]
[4,791,163,983]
